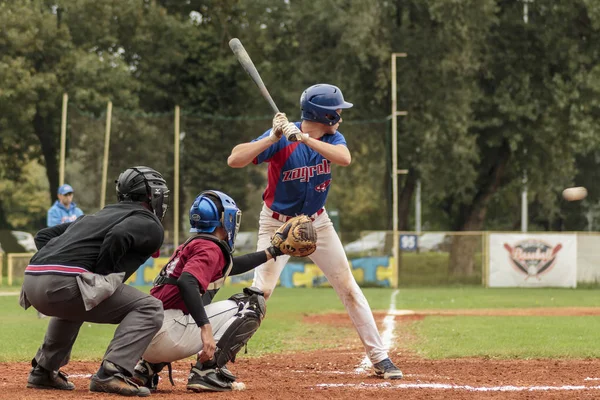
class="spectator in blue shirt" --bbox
[47,184,84,227]
[39,184,85,319]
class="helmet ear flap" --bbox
[189,193,221,234]
[189,190,240,252]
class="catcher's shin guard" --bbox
[132,360,173,390]
[214,288,266,367]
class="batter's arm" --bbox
[228,136,274,168]
[302,138,351,166]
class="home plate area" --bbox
[4,308,600,400]
[3,349,600,399]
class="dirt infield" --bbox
[3,307,600,400]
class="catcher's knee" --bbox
[215,288,266,367]
[228,287,267,316]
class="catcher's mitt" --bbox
[271,215,317,257]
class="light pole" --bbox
[416,179,422,233]
[100,100,112,210]
[391,52,407,288]
[174,105,180,247]
[521,0,532,232]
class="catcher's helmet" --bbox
[115,166,170,221]
[189,190,241,252]
[300,84,353,126]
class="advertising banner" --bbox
[488,234,576,288]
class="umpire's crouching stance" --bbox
[19,166,170,397]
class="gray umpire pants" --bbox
[22,274,163,376]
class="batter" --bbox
[228,83,403,379]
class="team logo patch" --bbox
[315,179,331,192]
[503,240,562,279]
[191,214,201,221]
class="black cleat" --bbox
[27,360,75,391]
[90,361,150,397]
[186,362,234,392]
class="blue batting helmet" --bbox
[300,84,353,126]
[189,190,241,252]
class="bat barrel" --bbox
[229,38,279,114]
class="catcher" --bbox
[131,190,316,392]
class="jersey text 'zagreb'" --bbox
[252,122,346,216]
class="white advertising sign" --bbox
[488,234,577,288]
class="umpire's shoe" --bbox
[186,361,235,392]
[90,360,150,397]
[27,359,75,390]
[373,358,403,380]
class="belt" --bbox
[271,208,325,223]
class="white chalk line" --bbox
[315,382,600,392]
[69,373,92,378]
[67,372,600,392]
[68,369,188,379]
[292,370,451,379]
[354,289,399,374]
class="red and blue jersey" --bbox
[252,122,347,216]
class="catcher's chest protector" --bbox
[153,234,232,304]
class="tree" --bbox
[448,0,600,275]
[0,0,139,216]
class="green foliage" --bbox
[2,0,600,236]
[0,161,48,230]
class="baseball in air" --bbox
[562,186,587,201]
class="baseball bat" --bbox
[228,38,280,114]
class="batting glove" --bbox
[282,122,308,142]
[270,112,288,143]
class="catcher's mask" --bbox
[189,190,241,252]
[115,166,170,222]
[300,84,353,126]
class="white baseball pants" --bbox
[142,300,239,364]
[252,204,389,364]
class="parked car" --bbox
[343,231,387,255]
[418,233,452,252]
[11,231,37,252]
[0,230,37,253]
[344,231,451,255]
[235,231,258,254]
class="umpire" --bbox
[19,166,170,397]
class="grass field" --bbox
[2,286,600,363]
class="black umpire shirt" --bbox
[30,202,164,281]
